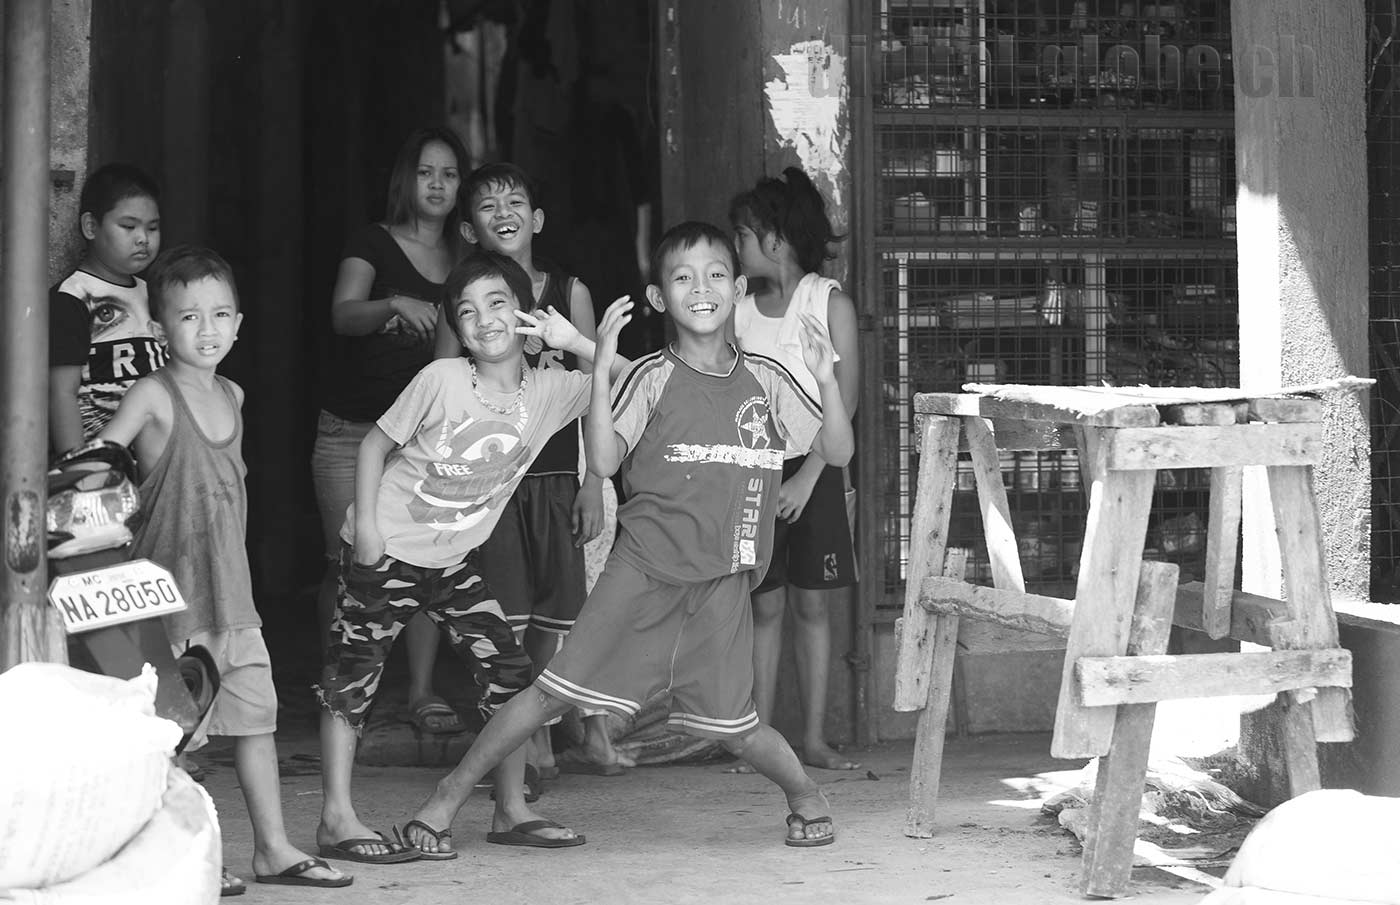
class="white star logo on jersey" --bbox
[735,396,772,449]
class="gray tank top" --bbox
[131,368,261,640]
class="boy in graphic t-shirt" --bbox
[314,251,634,858]
[398,222,851,855]
[49,163,166,455]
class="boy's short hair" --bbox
[78,163,160,224]
[462,162,539,212]
[146,245,239,321]
[443,250,535,344]
[649,221,739,286]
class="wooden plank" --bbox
[906,549,968,838]
[1076,649,1353,706]
[1279,694,1322,797]
[1104,423,1322,470]
[894,415,962,712]
[918,576,1071,637]
[959,418,1077,453]
[1266,465,1355,742]
[1248,396,1324,423]
[965,417,1026,593]
[1053,427,1157,759]
[1201,467,1243,638]
[1172,583,1294,647]
[1159,402,1247,426]
[1081,561,1178,899]
[914,392,1161,427]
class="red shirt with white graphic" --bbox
[609,346,822,584]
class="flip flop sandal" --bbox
[394,820,460,860]
[318,830,422,864]
[220,868,246,897]
[404,696,466,735]
[486,819,586,848]
[255,857,353,888]
[785,813,836,848]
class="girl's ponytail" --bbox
[730,166,846,275]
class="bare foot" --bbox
[556,745,625,775]
[785,788,835,846]
[253,842,349,884]
[802,742,861,771]
[723,761,756,775]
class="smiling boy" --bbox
[400,222,852,853]
[435,163,622,778]
[316,250,634,859]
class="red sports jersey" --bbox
[609,346,822,584]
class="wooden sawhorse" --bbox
[893,386,1356,898]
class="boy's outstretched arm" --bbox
[584,304,631,479]
[800,313,854,467]
[515,296,634,380]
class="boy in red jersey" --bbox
[400,222,852,852]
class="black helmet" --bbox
[46,439,144,559]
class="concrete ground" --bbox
[201,728,1217,905]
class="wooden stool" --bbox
[892,386,1357,897]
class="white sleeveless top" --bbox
[733,272,841,402]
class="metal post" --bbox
[1,0,61,669]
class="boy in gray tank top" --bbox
[101,246,357,891]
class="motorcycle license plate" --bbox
[48,558,188,634]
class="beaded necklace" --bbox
[469,359,531,430]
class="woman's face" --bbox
[414,140,461,221]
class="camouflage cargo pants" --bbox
[316,542,533,730]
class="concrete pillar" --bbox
[1233,0,1368,803]
[1235,2,1369,601]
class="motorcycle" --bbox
[44,439,218,752]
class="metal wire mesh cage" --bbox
[868,0,1239,601]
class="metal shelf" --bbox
[874,109,1235,130]
[874,237,1237,257]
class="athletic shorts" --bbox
[311,409,374,560]
[316,543,534,731]
[173,627,278,749]
[757,456,857,594]
[537,558,761,739]
[479,473,587,636]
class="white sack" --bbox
[1207,789,1400,905]
[6,768,221,905]
[0,662,180,888]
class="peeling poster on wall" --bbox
[766,40,847,207]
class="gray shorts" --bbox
[174,627,278,748]
[537,558,761,739]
